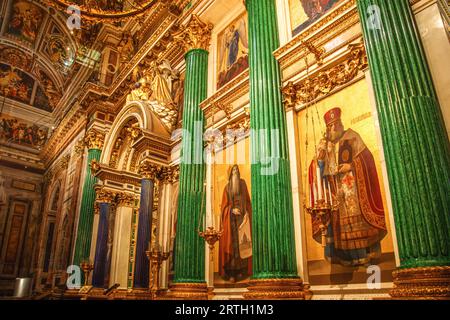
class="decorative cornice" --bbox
[200,70,249,120]
[84,130,105,150]
[282,41,368,110]
[174,14,213,52]
[41,106,86,166]
[95,165,143,186]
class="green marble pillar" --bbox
[73,131,104,272]
[357,0,450,298]
[244,0,304,299]
[171,15,212,298]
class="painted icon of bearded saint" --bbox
[219,165,252,283]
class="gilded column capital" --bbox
[116,192,136,207]
[95,187,115,204]
[160,165,180,184]
[175,14,213,52]
[139,161,160,181]
[84,130,105,150]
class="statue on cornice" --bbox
[127,60,181,132]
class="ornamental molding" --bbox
[282,41,368,111]
[78,5,181,109]
[95,165,142,186]
[41,106,86,166]
[274,0,359,71]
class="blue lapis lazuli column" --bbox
[133,179,154,288]
[92,202,110,288]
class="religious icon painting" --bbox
[212,138,252,285]
[0,62,34,105]
[297,78,397,286]
[7,0,45,44]
[0,114,49,149]
[216,13,249,90]
[289,0,346,36]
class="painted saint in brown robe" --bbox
[219,165,252,283]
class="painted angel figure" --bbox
[218,19,248,73]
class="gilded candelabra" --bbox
[305,199,339,247]
[198,226,222,251]
[80,261,94,287]
[146,244,170,299]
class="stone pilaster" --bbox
[357,0,450,299]
[109,192,136,289]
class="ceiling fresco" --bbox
[6,0,45,45]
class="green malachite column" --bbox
[73,131,104,274]
[170,15,212,299]
[244,0,305,299]
[357,0,450,299]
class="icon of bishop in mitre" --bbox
[308,107,387,267]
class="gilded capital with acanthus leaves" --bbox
[174,15,213,52]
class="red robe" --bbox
[219,179,252,278]
[309,129,387,247]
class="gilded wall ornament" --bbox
[90,159,100,175]
[44,0,159,23]
[282,42,368,109]
[174,15,213,52]
[390,266,450,299]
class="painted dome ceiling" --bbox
[44,0,158,21]
[0,0,100,114]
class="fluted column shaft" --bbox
[73,148,102,268]
[173,48,208,283]
[134,178,155,288]
[357,0,450,269]
[246,0,298,278]
[92,202,111,287]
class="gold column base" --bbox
[126,289,152,300]
[243,278,308,300]
[390,266,450,300]
[167,283,208,300]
